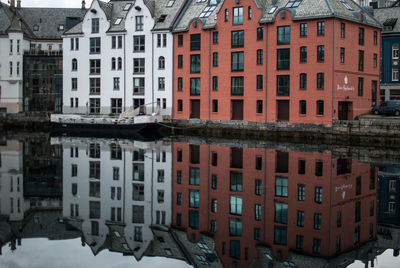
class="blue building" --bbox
[377,165,400,226]
[375,2,400,101]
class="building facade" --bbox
[173,0,381,125]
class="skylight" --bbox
[114,18,122,25]
[199,5,216,18]
[340,0,353,11]
[158,15,167,22]
[123,3,131,11]
[268,6,277,14]
[167,0,175,7]
[196,0,207,3]
[286,0,302,8]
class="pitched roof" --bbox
[260,0,381,28]
[374,6,400,33]
[153,0,187,31]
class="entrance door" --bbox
[190,100,200,119]
[231,100,243,120]
[277,100,289,121]
[338,101,349,120]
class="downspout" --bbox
[208,31,211,121]
[123,149,126,223]
[332,19,336,123]
[172,31,175,119]
[264,24,268,123]
[124,34,126,111]
[152,33,155,113]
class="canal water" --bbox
[0,134,399,268]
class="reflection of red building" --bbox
[172,142,377,267]
[172,0,380,125]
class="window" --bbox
[354,226,360,244]
[158,56,165,69]
[341,22,345,38]
[177,100,183,112]
[358,50,364,71]
[275,176,288,197]
[225,8,228,21]
[111,57,116,70]
[113,167,119,180]
[157,77,165,91]
[299,73,307,89]
[356,176,361,195]
[248,6,252,19]
[274,226,287,245]
[300,46,307,62]
[190,55,200,73]
[298,184,305,201]
[133,35,145,52]
[112,36,117,49]
[90,37,101,53]
[257,49,263,65]
[393,44,399,59]
[254,228,260,240]
[189,167,200,185]
[355,201,361,222]
[275,202,288,223]
[231,76,244,96]
[213,31,218,44]
[71,78,77,90]
[178,34,183,46]
[133,78,144,95]
[72,58,78,71]
[313,239,321,254]
[133,58,145,73]
[162,34,167,47]
[296,235,304,249]
[314,213,322,229]
[178,77,183,91]
[359,27,364,46]
[189,190,199,208]
[255,204,262,221]
[393,69,399,81]
[212,152,217,166]
[230,240,240,259]
[374,31,378,45]
[90,59,101,74]
[231,30,244,48]
[212,175,217,189]
[190,34,201,51]
[211,199,217,213]
[340,47,345,63]
[297,210,304,227]
[317,73,324,89]
[317,21,325,36]
[358,77,364,96]
[212,76,218,91]
[213,52,218,67]
[317,45,324,62]
[190,78,200,96]
[300,23,307,37]
[231,52,244,71]
[233,7,243,25]
[316,100,324,115]
[230,196,242,215]
[135,16,143,31]
[373,53,377,68]
[277,75,290,96]
[178,55,183,68]
[277,26,290,44]
[277,49,290,70]
[92,18,99,33]
[230,171,243,191]
[256,100,263,114]
[117,57,122,70]
[315,186,322,203]
[257,27,263,40]
[299,100,306,115]
[257,75,263,90]
[113,77,120,90]
[212,99,218,113]
[90,78,100,95]
[337,211,342,227]
[157,34,162,47]
[255,180,262,195]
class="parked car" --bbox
[372,100,400,116]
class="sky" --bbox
[0,0,93,8]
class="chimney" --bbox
[82,0,86,9]
[10,0,15,8]
[17,0,21,8]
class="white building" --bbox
[58,137,172,259]
[62,0,185,117]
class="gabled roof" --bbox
[153,0,187,31]
[106,0,135,33]
[374,6,400,33]
[260,0,381,29]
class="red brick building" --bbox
[171,141,377,266]
[173,0,381,125]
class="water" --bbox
[0,134,399,268]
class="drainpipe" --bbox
[152,33,155,113]
[123,34,126,112]
[332,19,336,123]
[208,31,211,121]
[264,25,268,123]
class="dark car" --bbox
[372,100,400,116]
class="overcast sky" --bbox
[1,0,93,8]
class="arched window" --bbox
[118,57,122,70]
[393,44,399,59]
[158,56,165,69]
[111,57,116,70]
[72,58,77,71]
[225,9,228,22]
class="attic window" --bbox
[286,0,302,8]
[340,0,353,11]
[114,18,123,25]
[199,5,216,18]
[196,0,207,3]
[123,3,131,11]
[58,25,64,31]
[33,25,39,31]
[268,6,277,14]
[158,15,167,22]
[383,18,397,27]
[167,0,175,7]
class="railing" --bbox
[24,50,63,56]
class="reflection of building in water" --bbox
[59,137,173,260]
[172,142,378,267]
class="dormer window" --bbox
[286,0,302,8]
[123,4,131,11]
[33,25,39,31]
[158,15,167,22]
[340,0,353,11]
[268,6,277,14]
[114,18,122,25]
[58,25,64,31]
[209,0,217,5]
[167,0,175,7]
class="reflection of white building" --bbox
[58,137,172,259]
[0,139,26,221]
